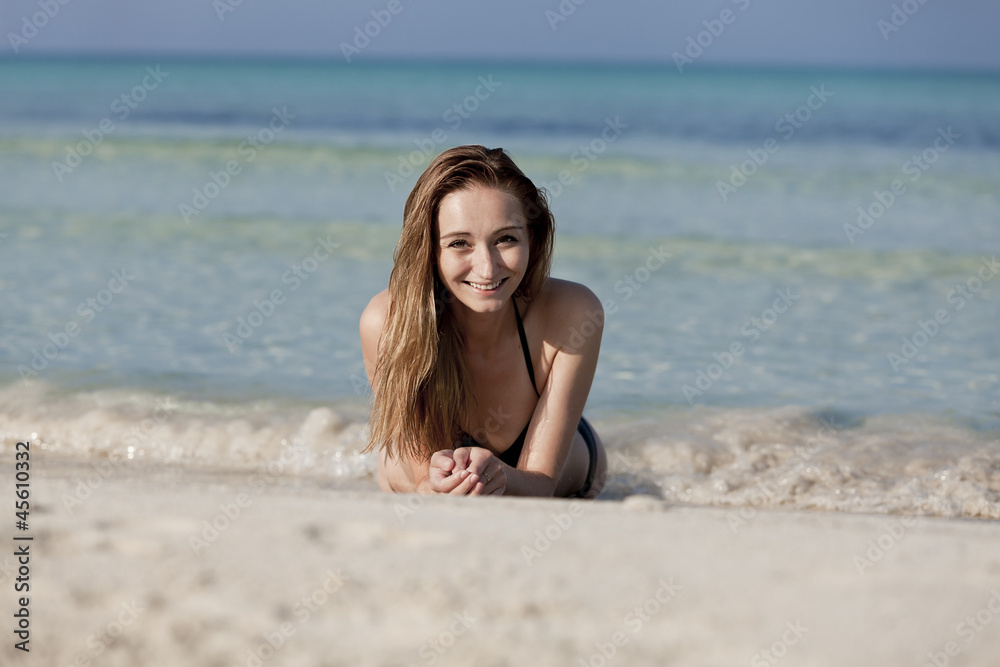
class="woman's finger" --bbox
[449,471,479,495]
[452,447,473,471]
[430,467,467,493]
[479,465,506,497]
[430,449,456,473]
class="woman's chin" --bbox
[456,298,506,314]
[450,291,509,313]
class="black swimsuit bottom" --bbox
[458,300,599,498]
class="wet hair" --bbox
[366,145,555,460]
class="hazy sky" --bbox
[2,0,998,70]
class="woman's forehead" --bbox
[437,187,526,233]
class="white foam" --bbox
[3,385,997,519]
[600,406,1000,519]
[0,383,376,480]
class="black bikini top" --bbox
[458,299,539,466]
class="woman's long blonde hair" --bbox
[366,145,555,461]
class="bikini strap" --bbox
[513,299,540,397]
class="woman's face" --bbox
[435,186,530,314]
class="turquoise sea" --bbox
[1,58,998,517]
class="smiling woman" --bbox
[360,145,607,498]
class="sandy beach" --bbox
[2,454,999,667]
[3,15,1000,667]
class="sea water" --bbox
[1,58,998,517]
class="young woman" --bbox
[360,145,606,498]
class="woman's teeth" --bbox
[467,278,504,291]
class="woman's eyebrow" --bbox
[439,224,524,240]
[494,224,525,234]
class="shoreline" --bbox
[2,461,999,666]
[3,387,999,522]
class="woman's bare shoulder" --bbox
[359,289,390,343]
[531,278,604,348]
[534,278,603,314]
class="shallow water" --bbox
[1,59,998,516]
[3,384,997,520]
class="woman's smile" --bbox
[436,186,530,312]
[366,145,603,499]
[464,277,508,294]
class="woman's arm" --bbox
[362,280,604,498]
[361,290,482,495]
[501,280,604,497]
[380,447,481,495]
[359,288,390,388]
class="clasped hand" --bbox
[428,447,506,496]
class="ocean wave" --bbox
[0,383,374,480]
[599,406,1000,520]
[3,384,997,519]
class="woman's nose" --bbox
[473,245,498,277]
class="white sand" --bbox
[3,456,1000,667]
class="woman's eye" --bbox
[447,236,517,248]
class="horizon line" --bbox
[1,51,999,76]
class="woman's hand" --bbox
[428,447,508,496]
[427,448,507,495]
[427,449,480,495]
[452,447,507,496]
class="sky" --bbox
[1,0,999,70]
